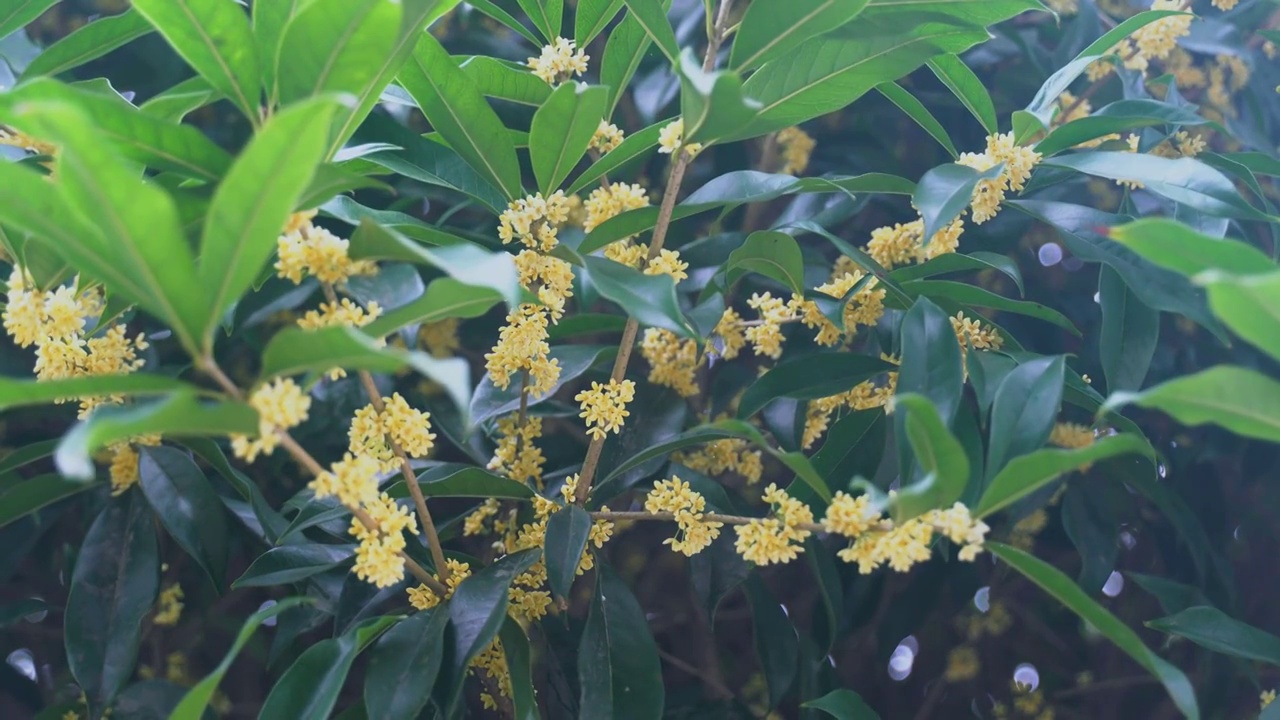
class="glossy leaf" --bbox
[896,297,964,425]
[197,97,338,350]
[1199,270,1280,363]
[619,0,679,64]
[233,544,355,588]
[1148,606,1280,666]
[458,55,552,106]
[578,566,665,720]
[545,505,592,599]
[1036,99,1207,156]
[0,475,100,529]
[678,50,761,144]
[131,0,260,120]
[738,354,892,419]
[500,618,540,720]
[363,278,502,337]
[985,355,1065,480]
[274,0,400,105]
[530,82,608,194]
[989,543,1200,720]
[23,9,153,78]
[1099,266,1159,393]
[892,394,970,520]
[724,230,806,294]
[803,689,881,719]
[258,616,396,719]
[138,447,228,588]
[66,493,158,715]
[1104,366,1280,443]
[927,53,996,134]
[403,466,537,500]
[398,32,523,200]
[576,0,625,45]
[364,608,449,720]
[1106,218,1275,278]
[584,255,693,336]
[730,0,870,71]
[875,81,958,158]
[976,433,1154,518]
[891,251,1024,296]
[913,162,1004,245]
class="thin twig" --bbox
[590,509,893,535]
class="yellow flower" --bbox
[644,249,689,282]
[498,191,571,252]
[734,483,814,566]
[657,118,703,157]
[464,498,502,537]
[1049,422,1095,449]
[673,433,763,485]
[408,558,472,610]
[645,476,723,556]
[640,328,700,396]
[275,225,376,286]
[1262,689,1276,709]
[944,646,981,682]
[514,249,575,321]
[310,452,381,509]
[296,297,381,331]
[527,37,588,85]
[952,311,1003,351]
[745,292,795,359]
[710,308,747,361]
[484,304,561,394]
[777,126,815,174]
[1133,0,1192,62]
[419,317,461,358]
[589,120,625,153]
[822,492,880,537]
[487,415,547,487]
[153,583,184,626]
[575,378,636,439]
[381,392,437,458]
[584,182,649,233]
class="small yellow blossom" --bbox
[296,297,381,332]
[485,304,561,394]
[673,434,763,485]
[1262,689,1276,709]
[310,452,381,509]
[640,328,700,396]
[575,378,636,439]
[584,182,649,233]
[589,120,625,153]
[464,498,502,537]
[644,249,689,282]
[1049,422,1095,449]
[734,483,814,565]
[419,317,461,358]
[527,37,588,85]
[777,126,816,174]
[515,249,575,321]
[275,225,376,286]
[944,645,981,682]
[645,476,724,556]
[657,118,703,157]
[711,308,747,360]
[822,492,880,537]
[487,415,547,487]
[745,292,796,359]
[498,191,571,252]
[1134,0,1192,62]
[408,558,472,610]
[153,583,184,626]
[952,312,1004,351]
[232,377,311,462]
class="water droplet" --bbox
[1102,571,1125,598]
[1013,663,1040,692]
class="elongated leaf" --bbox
[913,162,1004,245]
[892,394,969,520]
[1036,99,1207,156]
[55,395,258,481]
[259,616,396,719]
[599,0,668,112]
[1106,218,1275,278]
[678,50,761,144]
[875,81,958,158]
[170,598,309,720]
[131,0,260,120]
[896,296,963,425]
[744,575,798,709]
[197,97,338,350]
[891,251,1024,296]
[0,439,59,476]
[989,543,1200,720]
[0,475,100,529]
[803,689,881,719]
[738,354,892,419]
[252,0,307,106]
[566,121,669,195]
[530,82,608,194]
[576,0,625,45]
[140,76,220,122]
[905,279,1078,334]
[404,466,536,500]
[545,505,592,599]
[731,0,870,71]
[1099,266,1159,393]
[1199,270,1280,363]
[363,278,502,337]
[579,566,664,720]
[0,373,199,412]
[1148,606,1280,666]
[364,608,449,720]
[234,544,355,588]
[458,55,552,106]
[15,101,208,353]
[138,447,228,588]
[399,33,522,200]
[66,493,158,716]
[619,0,678,64]
[584,255,693,336]
[23,9,153,78]
[976,433,1153,517]
[927,53,996,134]
[471,344,615,425]
[0,0,57,40]
[1104,366,1280,443]
[259,326,471,416]
[275,0,399,104]
[724,230,806,294]
[985,355,1065,479]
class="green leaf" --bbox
[545,505,592,599]
[1128,573,1211,616]
[0,373,200,413]
[678,50,761,144]
[811,410,886,490]
[875,81,958,158]
[578,565,664,720]
[890,251,1024,296]
[66,492,158,715]
[398,32,523,200]
[170,598,310,720]
[445,549,542,711]
[499,619,539,720]
[14,101,208,354]
[985,355,1065,480]
[927,53,996,134]
[233,544,355,588]
[138,447,228,589]
[259,616,396,719]
[803,689,881,720]
[912,162,1004,245]
[23,9,153,78]
[904,279,1078,334]
[1104,366,1280,443]
[530,82,608,194]
[729,17,992,141]
[724,230,806,294]
[1199,270,1280,363]
[896,296,963,424]
[458,55,552,106]
[1106,218,1276,278]
[364,608,449,720]
[988,543,1200,720]
[1099,266,1159,393]
[55,395,258,481]
[0,439,59,476]
[599,0,670,112]
[576,0,625,45]
[619,0,679,64]
[744,575,798,709]
[1148,606,1280,667]
[0,0,58,40]
[1044,152,1274,222]
[583,255,693,336]
[0,475,101,529]
[1061,482,1120,593]
[139,77,220,122]
[892,394,969,520]
[399,466,535,500]
[251,0,307,107]
[463,0,544,46]
[274,0,400,105]
[738,354,892,419]
[363,278,502,337]
[1035,99,1207,156]
[730,0,869,71]
[470,345,615,425]
[130,0,260,121]
[259,326,472,417]
[197,97,338,350]
[975,433,1154,518]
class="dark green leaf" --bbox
[724,230,806,294]
[1148,606,1280,666]
[1036,99,1207,156]
[66,492,158,714]
[989,543,1200,720]
[470,344,614,425]
[1061,482,1119,594]
[233,544,355,588]
[138,447,227,588]
[738,354,892,419]
[896,296,963,424]
[259,616,396,719]
[1104,366,1280,443]
[0,475,100,529]
[0,439,59,476]
[364,608,449,720]
[0,373,199,413]
[912,162,1004,245]
[927,53,996,134]
[530,82,608,194]
[890,251,1024,296]
[875,81,958,158]
[678,50,761,144]
[23,9,153,78]
[892,394,969,520]
[578,565,664,720]
[545,505,592,599]
[986,355,1064,479]
[905,280,1078,334]
[584,255,693,336]
[363,278,502,337]
[567,120,665,195]
[730,0,870,71]
[348,220,521,306]
[500,618,539,720]
[576,0,625,45]
[619,0,678,64]
[802,689,881,719]
[274,0,400,107]
[744,575,798,709]
[402,466,536,500]
[1099,266,1159,393]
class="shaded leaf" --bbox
[724,230,806,294]
[545,505,592,599]
[976,434,1155,518]
[364,608,449,720]
[738,354,892,419]
[584,255,693,336]
[23,10,153,78]
[986,355,1065,479]
[138,447,228,588]
[730,0,870,71]
[578,565,664,720]
[530,82,608,194]
[892,394,969,520]
[0,475,100,529]
[1099,265,1159,392]
[233,544,355,588]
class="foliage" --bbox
[1,0,1280,718]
